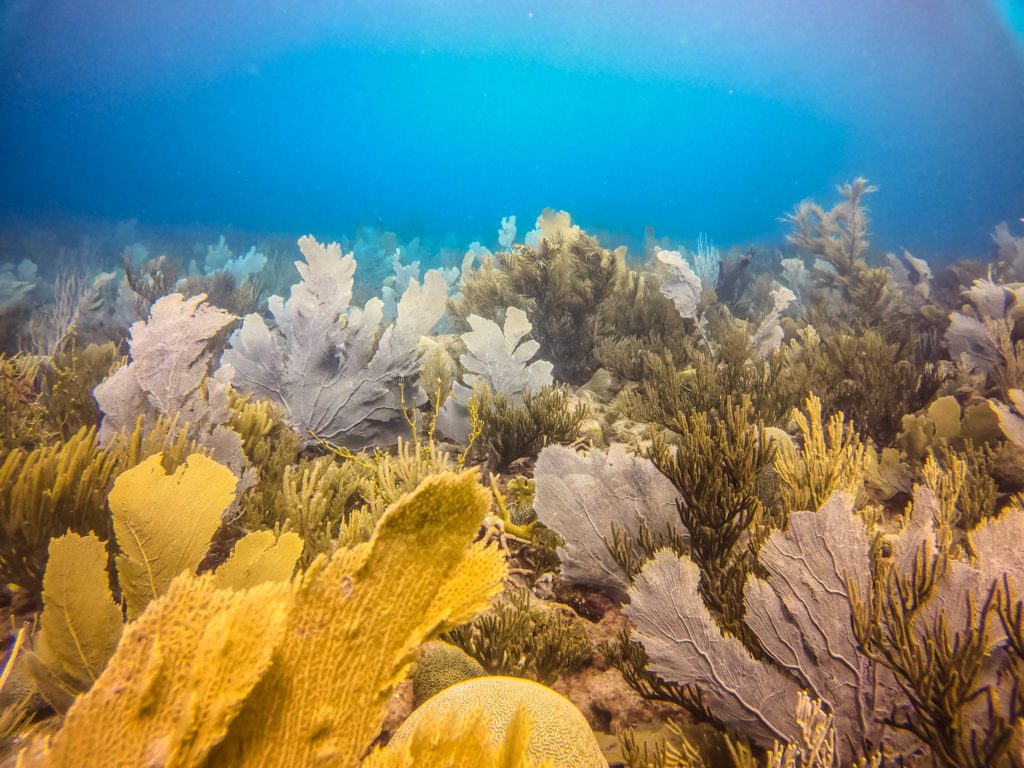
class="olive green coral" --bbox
[412,641,486,707]
[445,587,591,686]
[648,396,777,641]
[478,384,587,470]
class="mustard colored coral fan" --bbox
[22,470,506,767]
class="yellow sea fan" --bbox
[109,452,238,618]
[27,575,290,768]
[212,529,304,590]
[209,470,508,767]
[23,533,122,712]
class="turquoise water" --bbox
[1,1,1023,257]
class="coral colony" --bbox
[6,183,1024,767]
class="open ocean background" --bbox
[1,0,1023,260]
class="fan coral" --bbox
[437,306,554,443]
[533,443,683,597]
[222,235,448,449]
[93,292,251,482]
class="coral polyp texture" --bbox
[4,198,1024,768]
[390,676,607,767]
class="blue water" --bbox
[2,1,1023,259]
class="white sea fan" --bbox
[93,293,250,482]
[498,215,516,250]
[655,248,702,320]
[436,306,553,443]
[222,235,447,449]
[750,285,796,357]
[533,443,683,598]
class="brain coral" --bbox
[392,676,607,767]
[412,641,486,706]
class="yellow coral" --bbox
[24,455,299,713]
[227,392,277,456]
[109,453,238,619]
[412,641,486,706]
[774,393,867,514]
[23,533,122,712]
[366,706,554,768]
[30,575,290,768]
[212,530,304,590]
[209,471,507,767]
[390,677,607,767]
[25,471,507,767]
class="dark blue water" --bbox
[2,1,1023,259]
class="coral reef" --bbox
[5,186,1024,767]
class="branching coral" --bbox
[849,491,1024,768]
[0,353,51,453]
[613,327,803,432]
[788,327,944,445]
[120,250,180,310]
[786,178,907,334]
[477,384,587,470]
[276,457,372,564]
[40,341,122,441]
[0,427,121,593]
[648,397,778,640]
[444,587,591,686]
[772,393,868,515]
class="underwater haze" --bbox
[2,0,1024,257]
[13,4,1024,767]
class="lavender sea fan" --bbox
[222,235,448,449]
